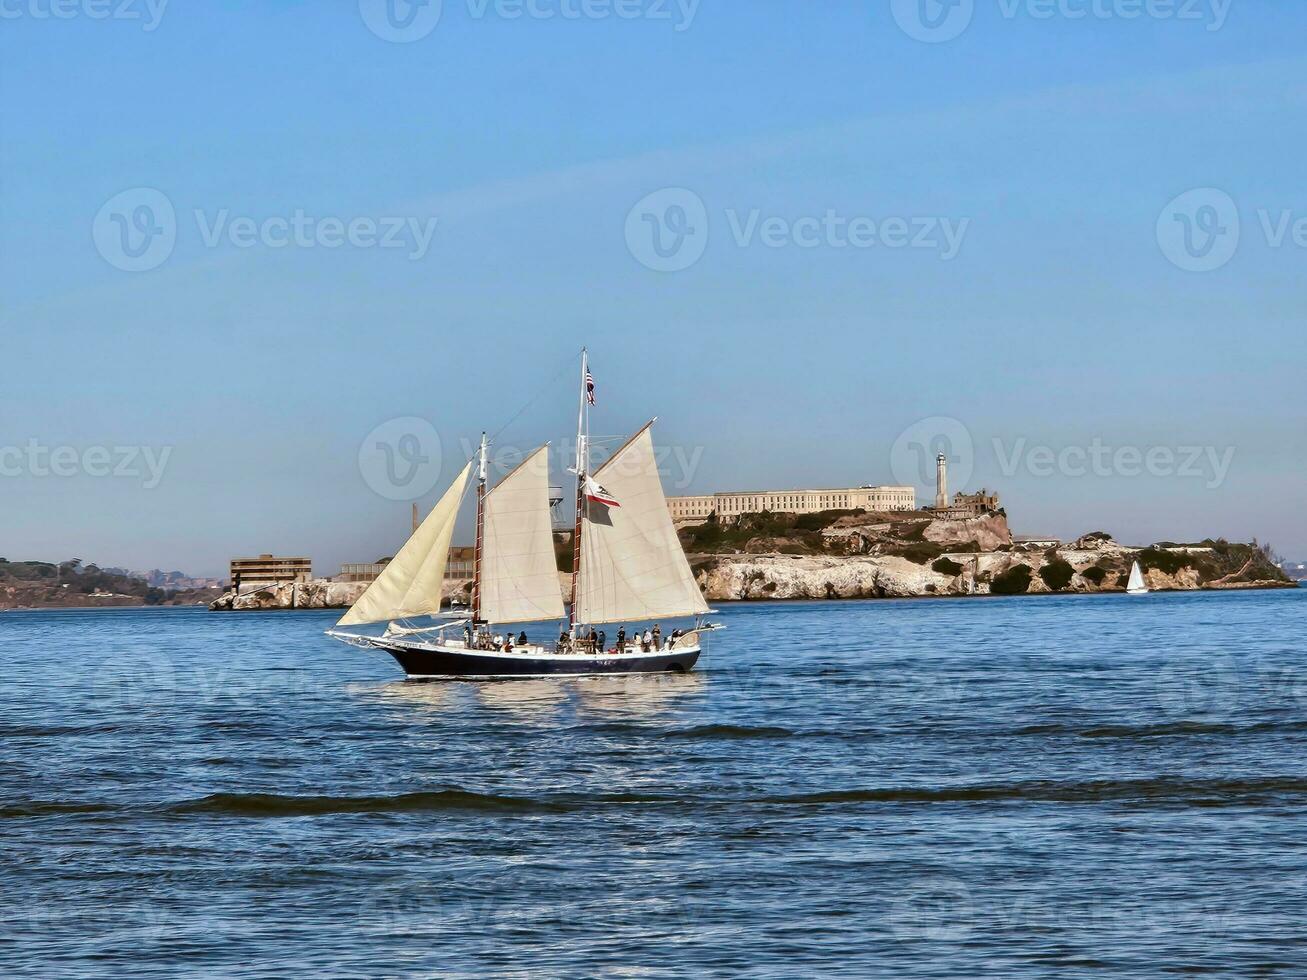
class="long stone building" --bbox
[667,485,916,524]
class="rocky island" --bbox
[681,509,1292,601]
[207,507,1293,611]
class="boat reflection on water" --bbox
[360,670,706,725]
[472,678,571,722]
[357,679,463,718]
[571,670,706,721]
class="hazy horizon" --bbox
[4,3,1305,579]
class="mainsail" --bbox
[574,422,710,625]
[337,462,472,626]
[478,445,566,625]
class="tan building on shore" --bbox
[229,555,312,589]
[668,485,916,524]
[337,546,476,585]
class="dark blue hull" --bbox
[378,642,701,678]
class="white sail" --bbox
[574,422,710,625]
[337,462,472,626]
[478,445,566,625]
[1127,560,1148,594]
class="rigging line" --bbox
[486,348,582,449]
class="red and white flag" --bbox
[585,369,596,406]
[585,475,619,508]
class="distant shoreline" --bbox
[2,581,1301,616]
[0,601,214,613]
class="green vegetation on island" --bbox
[0,559,219,610]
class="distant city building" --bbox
[126,568,224,590]
[668,485,916,524]
[925,453,1001,519]
[336,546,475,584]
[229,555,312,590]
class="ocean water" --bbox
[3,587,1306,977]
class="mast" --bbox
[569,348,588,632]
[471,432,488,625]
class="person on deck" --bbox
[642,628,652,652]
[616,627,626,653]
[517,630,528,647]
[597,629,607,653]
[652,624,662,651]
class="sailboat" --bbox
[1126,560,1149,595]
[326,349,721,678]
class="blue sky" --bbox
[2,1,1305,577]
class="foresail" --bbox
[575,422,710,625]
[337,462,472,626]
[479,445,566,625]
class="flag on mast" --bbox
[584,475,619,508]
[585,368,596,405]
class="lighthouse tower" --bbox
[934,452,948,510]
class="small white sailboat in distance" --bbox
[1126,560,1149,595]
